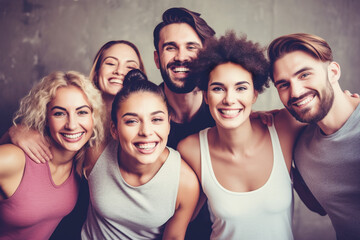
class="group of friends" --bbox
[0,6,359,240]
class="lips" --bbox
[134,142,158,153]
[218,109,242,118]
[108,77,123,85]
[61,132,84,141]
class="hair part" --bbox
[153,7,215,52]
[111,69,169,125]
[192,31,269,93]
[89,40,146,89]
[268,33,333,81]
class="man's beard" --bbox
[160,60,196,94]
[286,78,334,124]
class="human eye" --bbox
[104,58,117,66]
[124,118,138,125]
[78,110,90,116]
[187,44,200,51]
[277,82,290,90]
[165,45,176,51]
[237,86,248,91]
[126,64,138,70]
[211,86,224,92]
[300,72,311,79]
[53,111,66,117]
[152,116,165,124]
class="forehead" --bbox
[210,63,253,83]
[273,50,323,79]
[118,91,167,114]
[158,23,202,46]
[103,43,139,62]
[49,86,89,107]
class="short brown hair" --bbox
[268,33,333,81]
[153,7,215,52]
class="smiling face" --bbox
[98,43,140,96]
[205,62,257,129]
[154,23,202,93]
[273,50,335,123]
[111,91,170,165]
[47,86,94,153]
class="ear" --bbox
[110,121,118,140]
[252,90,259,104]
[154,51,160,69]
[203,91,209,105]
[328,61,341,84]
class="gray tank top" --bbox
[81,140,181,240]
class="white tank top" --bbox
[81,140,181,240]
[200,126,293,240]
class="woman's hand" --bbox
[9,125,52,163]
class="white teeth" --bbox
[136,143,156,150]
[109,79,123,84]
[220,109,240,116]
[62,132,83,139]
[296,96,314,106]
[173,67,189,73]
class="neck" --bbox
[102,93,115,116]
[317,86,360,135]
[164,84,203,123]
[212,118,255,154]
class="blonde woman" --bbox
[0,71,104,240]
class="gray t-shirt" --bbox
[294,104,360,240]
[81,140,181,240]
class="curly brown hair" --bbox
[192,31,269,93]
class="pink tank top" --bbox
[0,153,79,240]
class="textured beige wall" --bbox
[1,1,359,238]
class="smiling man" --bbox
[153,7,215,239]
[268,33,360,240]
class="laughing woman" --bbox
[177,32,303,240]
[0,71,104,240]
[81,69,199,240]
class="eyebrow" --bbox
[162,41,201,49]
[209,81,250,86]
[50,105,91,111]
[122,110,166,118]
[274,66,314,87]
[103,56,139,65]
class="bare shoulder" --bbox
[177,133,201,177]
[0,144,26,178]
[178,158,200,201]
[84,141,107,177]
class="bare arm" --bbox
[0,144,26,199]
[162,160,200,240]
[8,124,52,163]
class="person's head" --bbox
[268,33,341,123]
[13,71,105,161]
[89,40,146,96]
[193,31,269,129]
[110,69,170,164]
[153,7,215,94]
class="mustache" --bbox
[287,91,316,106]
[166,60,191,69]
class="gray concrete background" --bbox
[1,0,359,239]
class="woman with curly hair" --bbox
[0,71,104,240]
[177,32,303,239]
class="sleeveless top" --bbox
[0,153,79,240]
[81,140,181,240]
[200,126,293,240]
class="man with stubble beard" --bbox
[153,7,215,239]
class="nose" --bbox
[113,64,126,77]
[139,121,153,137]
[65,114,78,130]
[174,47,191,62]
[222,90,236,105]
[289,80,304,98]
